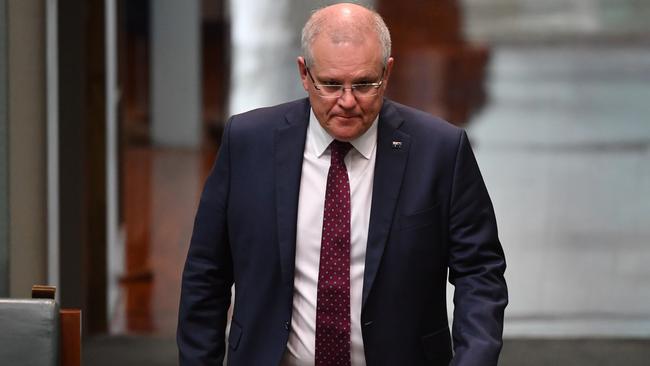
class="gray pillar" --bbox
[0,0,8,297]
[7,0,48,298]
[151,0,202,148]
[228,0,375,116]
[228,0,303,115]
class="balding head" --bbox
[301,3,391,68]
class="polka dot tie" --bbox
[315,140,353,366]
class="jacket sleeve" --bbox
[448,130,508,366]
[177,117,234,365]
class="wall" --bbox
[461,0,650,43]
[460,0,650,336]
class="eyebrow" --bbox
[314,72,382,84]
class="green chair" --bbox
[0,286,80,366]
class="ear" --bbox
[382,57,395,89]
[297,56,309,92]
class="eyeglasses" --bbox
[305,66,385,99]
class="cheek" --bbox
[313,99,335,116]
[361,99,382,119]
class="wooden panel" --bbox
[60,309,82,366]
[118,147,215,334]
[378,0,463,50]
[121,146,153,332]
[32,284,56,299]
[377,0,489,125]
[57,0,107,334]
[84,0,108,334]
[388,45,489,124]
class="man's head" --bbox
[297,3,394,142]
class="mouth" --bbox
[333,115,359,121]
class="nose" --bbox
[336,88,357,109]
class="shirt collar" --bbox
[308,108,378,160]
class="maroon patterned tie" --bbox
[315,140,353,366]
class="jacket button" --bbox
[284,321,290,330]
[363,320,373,327]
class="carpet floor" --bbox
[83,336,650,365]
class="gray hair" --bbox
[301,5,392,67]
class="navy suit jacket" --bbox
[178,98,507,365]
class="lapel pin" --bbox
[392,141,402,150]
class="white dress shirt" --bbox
[281,109,378,366]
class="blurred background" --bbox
[0,0,649,365]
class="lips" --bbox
[334,115,358,120]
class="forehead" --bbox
[309,34,383,78]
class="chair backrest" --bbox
[0,298,60,366]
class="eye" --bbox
[321,84,342,93]
[353,84,374,93]
[321,80,341,86]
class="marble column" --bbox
[150,0,201,147]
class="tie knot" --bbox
[330,140,353,162]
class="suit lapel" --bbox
[275,100,310,285]
[363,100,410,308]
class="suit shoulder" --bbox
[229,98,308,131]
[387,100,462,140]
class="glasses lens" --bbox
[353,84,379,97]
[319,85,343,98]
[313,83,381,98]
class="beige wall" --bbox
[0,0,8,296]
[7,0,47,298]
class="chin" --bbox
[330,129,361,142]
[323,117,366,141]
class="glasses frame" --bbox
[305,65,385,99]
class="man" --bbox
[178,3,507,366]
